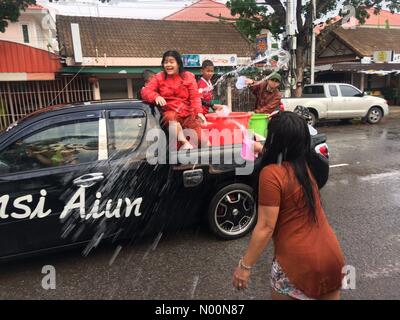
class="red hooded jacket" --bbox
[141,71,203,117]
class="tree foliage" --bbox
[227,0,400,95]
[0,0,36,33]
[228,0,400,42]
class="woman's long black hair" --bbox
[259,111,319,222]
[161,50,185,78]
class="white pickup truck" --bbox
[282,83,389,126]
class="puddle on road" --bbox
[358,170,400,182]
[364,262,400,280]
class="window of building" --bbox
[22,25,29,43]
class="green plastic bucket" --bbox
[248,113,269,138]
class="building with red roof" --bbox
[27,4,45,10]
[0,3,57,52]
[361,8,400,28]
[315,9,400,104]
[0,4,91,131]
[316,8,400,34]
[164,0,237,22]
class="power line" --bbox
[47,66,86,107]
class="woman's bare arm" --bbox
[242,205,279,266]
[232,205,279,289]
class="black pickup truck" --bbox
[0,101,329,260]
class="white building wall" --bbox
[0,10,57,52]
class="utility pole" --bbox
[285,0,297,97]
[310,0,317,84]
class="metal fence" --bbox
[231,88,256,112]
[0,76,92,131]
[214,78,256,112]
[0,76,256,132]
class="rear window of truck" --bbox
[302,86,325,97]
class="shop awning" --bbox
[332,62,400,75]
[0,40,61,81]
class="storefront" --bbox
[316,27,400,104]
[318,63,400,104]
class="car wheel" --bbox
[307,110,317,127]
[310,151,330,189]
[366,107,383,124]
[208,183,257,240]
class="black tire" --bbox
[366,107,383,124]
[208,183,257,240]
[309,151,329,189]
[308,109,318,127]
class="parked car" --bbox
[0,101,329,260]
[282,83,389,126]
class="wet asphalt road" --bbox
[0,109,399,300]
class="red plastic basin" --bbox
[202,112,251,146]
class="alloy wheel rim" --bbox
[214,190,256,236]
[369,109,381,123]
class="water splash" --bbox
[213,49,290,90]
[109,245,123,266]
[190,275,200,299]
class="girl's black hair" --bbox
[259,111,319,222]
[161,50,185,77]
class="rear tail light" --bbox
[315,143,329,159]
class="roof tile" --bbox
[333,28,400,57]
[164,0,237,22]
[56,15,254,58]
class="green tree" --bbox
[0,0,36,33]
[227,0,400,96]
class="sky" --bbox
[37,0,393,21]
[37,0,216,19]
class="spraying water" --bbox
[212,49,290,90]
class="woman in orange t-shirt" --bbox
[232,111,345,300]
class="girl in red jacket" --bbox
[141,50,207,149]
